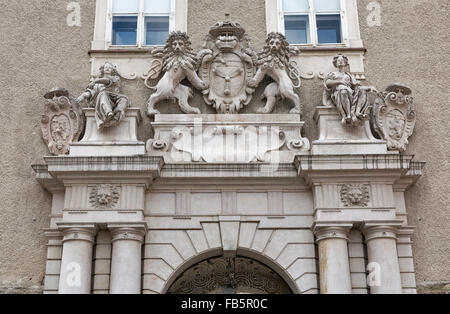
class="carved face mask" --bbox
[96,186,112,205]
[172,40,185,53]
[269,38,281,52]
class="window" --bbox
[109,0,173,47]
[280,0,345,45]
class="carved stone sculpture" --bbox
[41,88,84,155]
[372,83,416,152]
[248,32,302,114]
[76,62,129,129]
[89,184,120,209]
[145,31,208,115]
[340,184,370,207]
[323,54,377,126]
[197,21,256,114]
[168,257,292,294]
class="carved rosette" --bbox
[199,21,256,113]
[372,83,416,152]
[340,184,370,207]
[41,88,84,155]
[89,184,120,209]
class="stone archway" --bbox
[167,256,293,294]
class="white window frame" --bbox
[105,0,175,48]
[276,0,350,47]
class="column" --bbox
[109,224,147,294]
[58,226,97,294]
[314,225,352,294]
[363,225,403,294]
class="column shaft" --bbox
[58,227,96,294]
[364,226,403,294]
[315,226,352,294]
[109,226,146,294]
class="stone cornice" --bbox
[44,155,164,183]
[295,154,419,185]
[393,161,426,191]
[160,163,298,178]
[33,155,424,192]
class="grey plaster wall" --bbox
[0,0,95,292]
[358,0,450,285]
[0,0,448,292]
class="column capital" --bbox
[362,224,400,242]
[108,223,147,243]
[58,224,98,244]
[313,223,353,242]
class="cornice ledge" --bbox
[294,154,415,175]
[32,164,64,194]
[44,155,164,176]
[394,161,426,191]
[160,162,298,178]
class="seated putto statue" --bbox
[146,31,208,115]
[76,62,129,129]
[323,54,377,126]
[248,32,302,114]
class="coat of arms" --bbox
[372,84,416,152]
[198,21,256,113]
[41,88,84,155]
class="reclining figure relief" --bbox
[248,32,302,115]
[323,54,377,126]
[145,31,208,115]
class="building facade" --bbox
[0,0,449,294]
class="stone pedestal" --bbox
[314,225,352,294]
[363,225,403,294]
[70,108,145,156]
[58,226,96,294]
[109,225,146,294]
[312,106,388,155]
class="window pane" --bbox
[314,0,340,11]
[316,14,342,43]
[283,0,309,12]
[145,16,170,46]
[112,0,139,13]
[284,15,310,44]
[112,16,138,45]
[145,0,171,13]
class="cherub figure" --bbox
[248,32,302,114]
[323,54,377,126]
[77,62,129,129]
[146,31,208,115]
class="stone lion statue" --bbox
[146,31,208,116]
[248,32,302,114]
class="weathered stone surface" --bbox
[416,281,450,294]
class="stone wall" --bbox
[0,0,96,293]
[357,0,450,286]
[0,0,448,293]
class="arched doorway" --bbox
[167,256,293,294]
